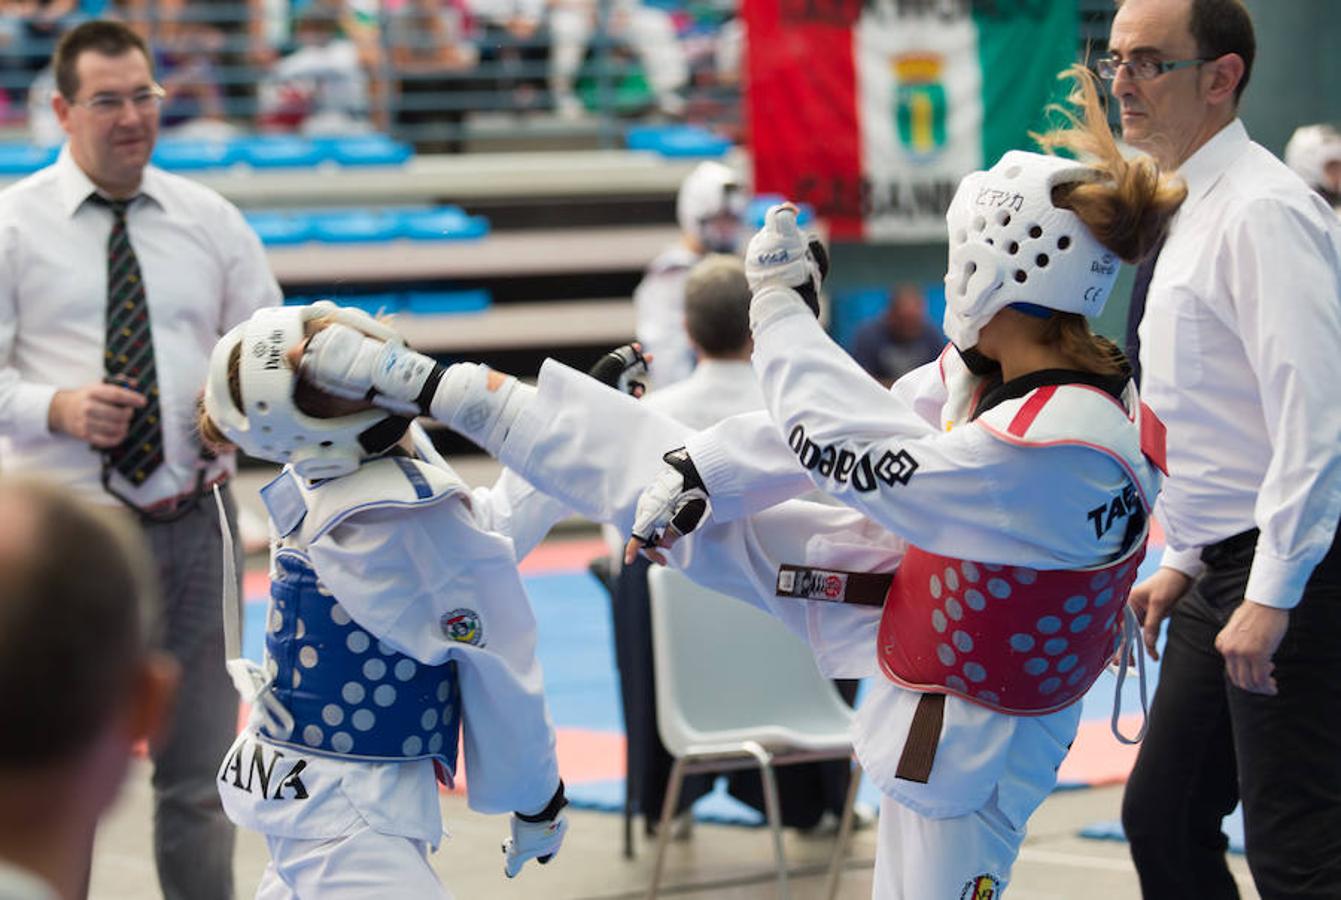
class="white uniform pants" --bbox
[255,827,451,899]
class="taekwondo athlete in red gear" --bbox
[291,77,1184,897]
[202,302,569,899]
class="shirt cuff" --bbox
[1159,544,1206,580]
[1244,550,1309,610]
[12,381,58,438]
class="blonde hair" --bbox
[1028,64,1188,375]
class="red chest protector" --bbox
[876,543,1144,715]
[875,371,1166,716]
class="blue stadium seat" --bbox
[319,293,402,316]
[309,209,402,243]
[395,206,489,241]
[401,289,491,315]
[244,211,316,246]
[314,134,414,167]
[236,135,325,169]
[625,124,731,158]
[152,138,239,171]
[0,144,58,175]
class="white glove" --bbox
[502,810,569,878]
[298,324,439,417]
[626,448,709,565]
[744,203,828,322]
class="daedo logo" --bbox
[786,423,918,491]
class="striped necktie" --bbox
[96,194,163,485]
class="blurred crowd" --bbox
[2,0,745,147]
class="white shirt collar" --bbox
[1176,117,1249,208]
[53,144,166,218]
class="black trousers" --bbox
[1121,529,1341,899]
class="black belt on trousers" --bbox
[1200,527,1259,568]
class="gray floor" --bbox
[89,766,1259,899]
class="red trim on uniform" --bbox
[1007,385,1058,437]
[1139,402,1169,475]
[976,422,1155,514]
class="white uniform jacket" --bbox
[218,428,569,847]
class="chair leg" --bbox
[624,786,635,860]
[744,741,790,900]
[646,756,688,900]
[825,759,863,900]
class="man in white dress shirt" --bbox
[0,480,178,900]
[0,21,281,900]
[1105,2,1341,897]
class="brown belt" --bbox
[775,563,945,782]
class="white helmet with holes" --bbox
[204,302,413,479]
[676,161,746,253]
[942,150,1121,350]
[1284,124,1341,192]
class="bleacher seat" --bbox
[0,144,58,176]
[308,208,402,243]
[152,138,240,171]
[624,124,731,158]
[284,289,491,317]
[313,134,414,167]
[243,211,315,246]
[395,207,489,241]
[401,289,491,315]
[235,135,325,169]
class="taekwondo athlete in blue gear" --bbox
[202,302,569,899]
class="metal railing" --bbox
[0,0,743,151]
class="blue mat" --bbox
[1080,807,1245,855]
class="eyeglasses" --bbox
[1096,55,1212,82]
[70,84,166,117]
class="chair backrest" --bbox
[647,566,854,757]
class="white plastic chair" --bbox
[645,566,863,900]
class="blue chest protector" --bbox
[257,452,464,772]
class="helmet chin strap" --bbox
[357,414,414,457]
[956,345,1002,377]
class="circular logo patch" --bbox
[440,609,484,646]
[960,873,1002,900]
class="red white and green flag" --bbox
[744,0,1079,241]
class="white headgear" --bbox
[942,150,1120,350]
[676,161,746,252]
[204,302,412,479]
[1284,124,1341,191]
